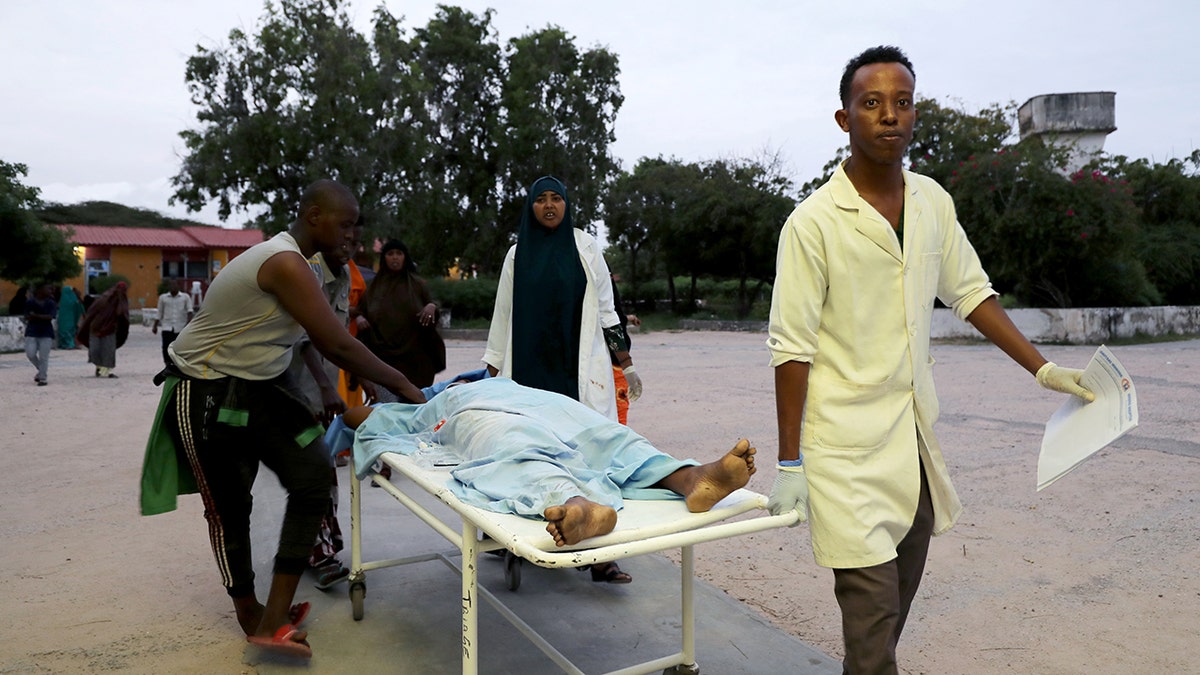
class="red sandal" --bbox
[247,624,312,659]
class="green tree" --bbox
[383,6,504,274]
[606,155,792,317]
[171,2,624,278]
[604,158,707,311]
[0,161,81,284]
[947,142,1157,307]
[1102,151,1200,304]
[171,0,383,234]
[495,26,624,244]
[604,157,695,302]
[907,97,1015,185]
[677,157,793,317]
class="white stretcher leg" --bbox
[350,456,362,578]
[682,545,696,670]
[462,520,479,675]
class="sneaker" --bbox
[36,380,47,386]
[314,562,349,590]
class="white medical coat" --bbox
[767,164,998,568]
[484,228,621,421]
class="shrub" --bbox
[90,274,131,296]
[427,277,499,321]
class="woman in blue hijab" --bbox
[483,176,644,583]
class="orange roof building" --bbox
[0,225,265,311]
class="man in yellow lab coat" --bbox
[765,46,1095,674]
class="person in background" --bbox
[77,281,130,378]
[765,45,1095,674]
[24,282,57,386]
[356,239,446,396]
[56,286,85,349]
[7,284,29,317]
[337,218,370,413]
[152,279,194,367]
[483,175,643,584]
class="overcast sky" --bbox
[1,0,1193,228]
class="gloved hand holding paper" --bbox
[1037,345,1138,491]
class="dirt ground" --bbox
[0,325,1196,674]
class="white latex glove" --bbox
[623,365,643,402]
[766,464,809,526]
[1036,362,1095,402]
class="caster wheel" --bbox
[504,551,522,591]
[350,581,366,621]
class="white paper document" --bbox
[1037,345,1139,491]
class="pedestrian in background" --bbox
[78,281,130,378]
[56,286,85,349]
[24,282,57,386]
[152,279,193,367]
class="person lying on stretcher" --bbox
[338,377,756,546]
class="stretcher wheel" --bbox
[504,551,522,591]
[663,664,699,675]
[350,581,366,621]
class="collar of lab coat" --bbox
[827,162,925,264]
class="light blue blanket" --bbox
[337,377,696,517]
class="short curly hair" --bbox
[839,46,915,107]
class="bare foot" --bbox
[543,496,617,546]
[683,439,756,513]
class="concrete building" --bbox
[1018,91,1116,174]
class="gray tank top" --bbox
[169,232,307,380]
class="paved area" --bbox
[3,324,1196,673]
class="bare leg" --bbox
[233,594,263,636]
[253,573,306,641]
[543,496,618,546]
[655,439,757,512]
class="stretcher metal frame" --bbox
[348,451,799,675]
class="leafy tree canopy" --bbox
[0,160,82,284]
[604,154,792,317]
[171,0,623,277]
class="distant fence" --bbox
[680,306,1200,345]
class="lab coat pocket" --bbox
[808,377,905,451]
[919,250,943,306]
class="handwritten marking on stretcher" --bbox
[461,588,473,658]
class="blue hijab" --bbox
[510,176,587,400]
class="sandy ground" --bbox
[0,325,1197,674]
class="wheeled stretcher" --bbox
[346,450,799,675]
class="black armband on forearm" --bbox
[603,324,630,354]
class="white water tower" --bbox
[1018,92,1116,173]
